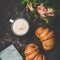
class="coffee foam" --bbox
[12,18,29,36]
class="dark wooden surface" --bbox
[0,0,60,60]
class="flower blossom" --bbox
[28,2,34,12]
[28,2,55,20]
[37,4,47,20]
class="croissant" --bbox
[33,54,45,60]
[24,43,45,60]
[35,27,55,51]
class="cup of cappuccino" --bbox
[9,18,29,36]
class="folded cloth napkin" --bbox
[0,45,23,60]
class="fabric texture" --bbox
[0,45,23,60]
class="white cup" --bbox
[9,18,29,36]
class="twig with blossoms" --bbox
[23,0,55,23]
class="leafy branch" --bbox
[22,0,56,24]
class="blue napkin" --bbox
[0,45,23,60]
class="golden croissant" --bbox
[24,43,45,60]
[35,27,55,51]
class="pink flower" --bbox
[37,4,47,17]
[36,4,47,20]
[36,5,55,20]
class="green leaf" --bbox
[31,0,38,7]
[23,0,30,4]
[45,20,49,24]
[31,0,37,4]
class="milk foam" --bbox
[12,19,29,36]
